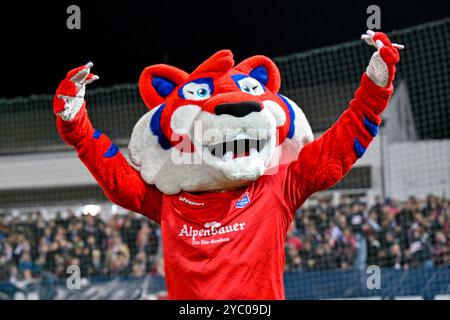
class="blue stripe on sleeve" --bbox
[104,143,119,158]
[363,116,379,137]
[354,138,366,158]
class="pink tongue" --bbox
[233,151,250,159]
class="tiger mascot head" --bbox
[129,50,313,194]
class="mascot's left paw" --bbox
[54,62,99,121]
[361,30,404,87]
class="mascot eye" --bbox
[196,88,209,97]
[242,85,252,93]
[181,80,213,101]
[237,77,264,96]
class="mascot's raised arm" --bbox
[53,30,403,299]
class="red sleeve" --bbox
[56,106,162,223]
[285,74,394,211]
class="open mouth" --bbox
[206,138,267,160]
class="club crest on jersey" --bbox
[235,192,251,208]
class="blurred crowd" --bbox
[0,195,449,286]
[285,195,450,271]
[0,210,163,284]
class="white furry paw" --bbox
[54,62,99,121]
[361,30,404,87]
[366,51,389,87]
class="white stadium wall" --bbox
[385,140,450,200]
[0,151,98,189]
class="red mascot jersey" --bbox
[56,72,393,299]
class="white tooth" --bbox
[250,148,258,156]
[235,133,249,140]
[223,151,233,161]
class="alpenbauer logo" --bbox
[178,221,246,246]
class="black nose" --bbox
[214,101,262,117]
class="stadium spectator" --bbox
[432,231,449,266]
[285,195,449,272]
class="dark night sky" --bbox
[1,0,449,98]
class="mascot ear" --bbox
[139,64,189,109]
[235,55,281,93]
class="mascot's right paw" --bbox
[53,62,99,121]
[361,30,404,87]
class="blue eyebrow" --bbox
[178,77,214,98]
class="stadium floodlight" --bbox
[83,204,101,216]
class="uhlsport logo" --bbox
[179,196,204,206]
[235,192,251,208]
[179,221,246,246]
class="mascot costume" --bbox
[53,31,403,299]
